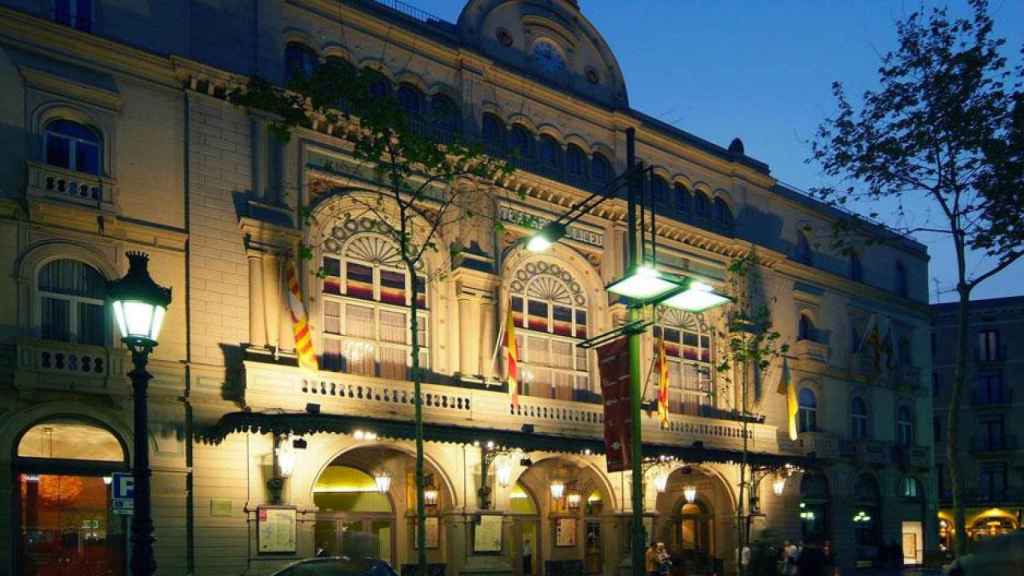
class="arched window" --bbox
[850,253,863,282]
[676,184,691,216]
[566,144,585,179]
[54,0,93,32]
[284,42,318,81]
[320,234,428,379]
[851,397,869,440]
[38,259,107,345]
[694,191,709,220]
[397,83,425,117]
[800,472,830,542]
[482,113,505,149]
[652,176,670,205]
[509,262,592,402]
[798,314,816,342]
[795,231,813,265]
[897,405,913,447]
[895,261,909,297]
[653,309,716,416]
[365,69,391,99]
[713,197,734,231]
[324,56,356,112]
[508,125,534,161]
[18,419,125,462]
[45,119,101,175]
[591,152,612,183]
[538,135,561,171]
[430,94,460,136]
[798,388,817,433]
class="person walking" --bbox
[523,538,533,576]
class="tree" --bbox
[808,0,1024,557]
[232,62,511,573]
[712,251,789,575]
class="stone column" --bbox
[459,295,480,378]
[248,253,266,348]
[479,294,497,380]
[262,254,282,350]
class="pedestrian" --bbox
[523,537,533,575]
[646,542,660,576]
[823,540,837,576]
[656,542,672,575]
[783,539,799,575]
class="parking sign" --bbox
[112,472,134,515]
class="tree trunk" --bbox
[947,282,971,557]
[408,261,428,574]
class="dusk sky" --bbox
[410,0,1024,303]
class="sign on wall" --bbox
[111,473,134,516]
[473,514,503,553]
[597,337,632,472]
[257,506,297,554]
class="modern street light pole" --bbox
[108,252,172,576]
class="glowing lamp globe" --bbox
[660,279,731,313]
[772,476,786,496]
[606,265,681,302]
[526,222,567,253]
[108,252,172,348]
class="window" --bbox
[979,417,1006,450]
[566,144,585,178]
[901,477,921,499]
[532,38,566,75]
[430,94,459,135]
[713,198,734,231]
[320,235,428,379]
[653,309,716,416]
[54,0,92,32]
[482,113,504,148]
[795,231,813,265]
[397,84,424,117]
[676,184,691,215]
[850,253,863,282]
[798,314,816,342]
[897,405,913,447]
[798,388,817,433]
[365,70,391,99]
[538,135,560,171]
[978,463,1007,501]
[324,57,356,111]
[895,261,908,297]
[853,474,881,555]
[933,416,942,443]
[937,464,950,498]
[508,125,533,161]
[694,191,709,219]
[932,372,941,397]
[45,119,101,175]
[284,42,318,82]
[978,329,1000,362]
[38,259,107,345]
[591,152,612,183]
[509,263,592,403]
[851,397,869,440]
[652,176,670,205]
[18,418,124,462]
[974,373,1005,404]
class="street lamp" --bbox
[526,222,567,253]
[660,279,731,313]
[108,251,171,576]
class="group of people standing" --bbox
[781,539,837,576]
[645,542,673,575]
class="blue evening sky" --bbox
[408,1,1024,303]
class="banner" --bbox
[505,301,520,408]
[285,260,318,372]
[657,337,670,429]
[597,337,632,473]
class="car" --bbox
[271,556,399,576]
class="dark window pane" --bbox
[552,305,572,336]
[54,0,71,25]
[379,269,406,305]
[47,136,71,169]
[566,145,584,176]
[39,259,105,298]
[76,142,100,175]
[79,302,106,345]
[41,297,71,342]
[526,299,548,331]
[74,0,92,31]
[345,262,374,300]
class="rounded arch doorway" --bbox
[654,466,735,575]
[13,417,129,576]
[312,446,452,570]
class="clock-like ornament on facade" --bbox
[532,39,566,75]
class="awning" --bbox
[198,410,817,469]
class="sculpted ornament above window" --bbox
[532,39,566,75]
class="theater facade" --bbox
[0,0,936,574]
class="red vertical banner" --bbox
[597,337,632,473]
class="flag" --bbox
[505,300,519,408]
[657,337,670,429]
[285,260,318,372]
[776,358,797,441]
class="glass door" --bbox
[315,516,394,565]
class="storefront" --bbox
[13,418,130,576]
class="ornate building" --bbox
[0,0,935,574]
[932,296,1024,552]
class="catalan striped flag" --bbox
[285,260,318,372]
[506,300,519,408]
[657,336,670,429]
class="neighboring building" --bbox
[932,296,1024,552]
[0,1,935,575]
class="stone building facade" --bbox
[0,0,936,574]
[932,296,1024,552]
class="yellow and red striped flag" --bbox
[657,336,670,429]
[285,260,318,372]
[506,300,519,408]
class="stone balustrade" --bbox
[13,337,127,393]
[26,161,118,211]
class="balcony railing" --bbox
[242,360,781,452]
[891,445,931,468]
[971,435,1019,452]
[792,339,829,365]
[13,337,128,394]
[26,161,118,212]
[840,438,889,465]
[798,431,840,459]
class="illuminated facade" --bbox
[0,0,935,574]
[932,296,1024,552]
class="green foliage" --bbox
[715,253,789,383]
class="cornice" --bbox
[775,258,930,319]
[18,65,122,111]
[25,201,187,252]
[0,6,177,88]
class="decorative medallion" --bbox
[497,28,514,47]
[585,66,600,85]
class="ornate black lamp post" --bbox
[108,251,172,576]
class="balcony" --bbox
[792,339,829,366]
[797,431,840,459]
[241,359,781,453]
[840,438,889,465]
[26,161,118,212]
[891,445,931,469]
[972,435,1019,453]
[13,337,128,394]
